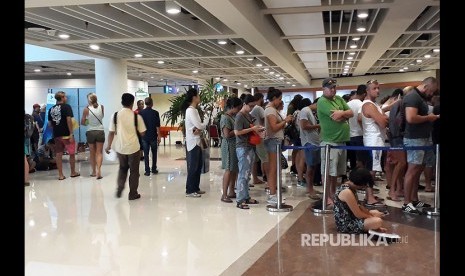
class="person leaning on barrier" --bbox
[334,168,386,234]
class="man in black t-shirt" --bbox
[48,91,80,180]
[401,77,439,214]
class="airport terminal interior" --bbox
[25,0,440,275]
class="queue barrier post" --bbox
[312,144,333,214]
[267,143,293,212]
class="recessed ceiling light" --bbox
[246,57,254,61]
[217,39,227,45]
[151,76,154,79]
[286,82,290,84]
[356,26,366,32]
[279,77,284,80]
[58,33,70,39]
[263,68,269,71]
[165,1,181,14]
[347,56,354,60]
[344,65,350,68]
[416,59,422,63]
[269,72,274,75]
[350,44,357,49]
[192,70,198,73]
[89,44,100,50]
[292,84,296,87]
[352,37,361,41]
[134,53,143,58]
[424,54,431,58]
[244,84,248,87]
[236,82,241,85]
[399,69,405,72]
[403,67,408,70]
[215,77,220,80]
[349,52,356,55]
[235,45,244,54]
[357,10,369,19]
[223,78,228,82]
[66,72,72,76]
[346,61,352,64]
[433,48,440,53]
[275,74,280,77]
[157,60,165,64]
[34,69,41,72]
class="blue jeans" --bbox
[236,147,254,204]
[142,139,158,173]
[186,145,202,194]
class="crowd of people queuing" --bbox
[25,77,439,233]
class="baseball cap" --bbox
[322,78,337,88]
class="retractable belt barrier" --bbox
[278,144,439,216]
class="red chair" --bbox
[208,124,221,147]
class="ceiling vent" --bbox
[399,49,411,56]
[416,34,430,43]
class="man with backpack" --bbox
[401,77,440,214]
[105,93,146,200]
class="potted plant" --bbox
[162,78,231,135]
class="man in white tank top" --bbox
[359,80,388,207]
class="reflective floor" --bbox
[25,146,438,276]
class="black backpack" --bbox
[388,100,406,140]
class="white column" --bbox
[95,58,127,135]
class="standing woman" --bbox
[220,97,242,203]
[263,88,293,205]
[81,93,105,179]
[183,88,208,197]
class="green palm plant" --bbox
[161,78,231,130]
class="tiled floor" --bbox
[25,146,438,275]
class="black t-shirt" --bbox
[403,88,431,139]
[48,103,74,138]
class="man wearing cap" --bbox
[317,78,354,207]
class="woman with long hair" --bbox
[220,97,242,203]
[182,88,208,197]
[263,88,293,205]
[81,93,105,179]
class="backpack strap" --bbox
[113,112,118,135]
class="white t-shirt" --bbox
[185,106,208,151]
[359,100,386,146]
[299,106,321,146]
[347,99,363,137]
[109,108,146,155]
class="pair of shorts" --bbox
[320,141,347,177]
[86,130,105,144]
[264,138,283,153]
[304,143,321,166]
[403,138,435,166]
[254,142,269,163]
[54,136,76,155]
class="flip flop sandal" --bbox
[245,198,259,204]
[58,176,66,180]
[70,173,81,178]
[386,196,402,202]
[221,197,233,203]
[236,202,250,209]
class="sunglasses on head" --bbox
[366,79,378,84]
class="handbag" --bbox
[199,130,209,150]
[248,124,262,146]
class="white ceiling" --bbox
[25,0,440,89]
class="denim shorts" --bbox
[264,138,283,153]
[403,138,435,166]
[304,143,321,166]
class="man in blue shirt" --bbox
[139,97,161,175]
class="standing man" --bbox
[139,97,161,176]
[402,77,439,214]
[250,92,269,184]
[346,85,367,170]
[360,80,388,207]
[317,78,353,206]
[48,91,80,180]
[106,93,146,200]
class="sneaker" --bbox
[196,190,206,194]
[297,180,306,187]
[186,192,201,197]
[152,169,159,174]
[412,200,431,208]
[129,193,141,200]
[144,172,150,176]
[402,203,421,215]
[267,195,278,205]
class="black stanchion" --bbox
[267,143,293,212]
[426,144,440,216]
[312,144,333,214]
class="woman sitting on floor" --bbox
[334,168,386,234]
